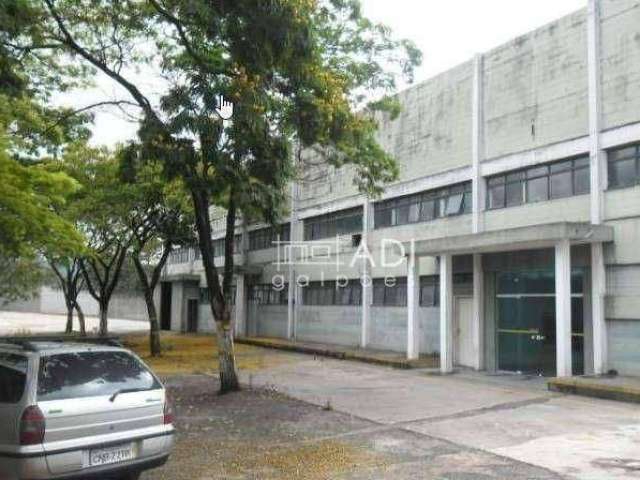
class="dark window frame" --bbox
[248,284,288,305]
[302,280,362,306]
[608,144,640,189]
[303,207,363,241]
[486,156,590,210]
[248,224,291,251]
[374,182,472,230]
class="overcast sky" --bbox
[79,0,587,147]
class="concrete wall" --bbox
[601,0,640,130]
[368,306,439,354]
[247,305,288,338]
[608,320,640,376]
[296,306,361,347]
[483,10,589,160]
[1,286,156,323]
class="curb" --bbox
[236,337,437,370]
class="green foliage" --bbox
[0,132,83,258]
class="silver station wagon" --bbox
[0,342,175,480]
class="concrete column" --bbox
[472,54,486,234]
[588,0,605,224]
[287,180,299,340]
[407,246,420,360]
[472,254,484,371]
[361,198,372,349]
[555,240,573,377]
[440,254,454,373]
[591,242,608,375]
[234,274,246,337]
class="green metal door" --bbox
[496,270,584,376]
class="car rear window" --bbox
[0,353,28,403]
[37,351,161,402]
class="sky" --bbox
[75,0,587,147]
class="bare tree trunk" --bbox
[75,303,86,336]
[191,189,239,394]
[99,302,108,337]
[216,308,239,393]
[65,301,74,334]
[145,289,161,356]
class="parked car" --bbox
[0,341,174,480]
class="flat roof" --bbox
[405,222,614,257]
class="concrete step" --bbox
[548,376,640,404]
[236,336,438,369]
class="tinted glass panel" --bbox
[609,158,637,188]
[527,177,549,203]
[0,353,27,403]
[505,181,523,207]
[38,352,160,401]
[550,170,573,199]
[488,184,505,209]
[574,167,590,194]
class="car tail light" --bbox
[163,392,175,425]
[20,406,45,445]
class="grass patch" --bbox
[123,332,292,376]
[227,440,389,479]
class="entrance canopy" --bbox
[405,222,614,258]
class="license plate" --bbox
[89,444,135,466]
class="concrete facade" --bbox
[164,0,640,378]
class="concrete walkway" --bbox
[0,311,147,336]
[242,352,640,480]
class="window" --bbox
[38,352,161,402]
[372,277,407,306]
[0,353,27,403]
[419,276,440,307]
[608,144,640,189]
[302,281,361,306]
[249,224,291,251]
[303,207,363,241]
[374,182,472,229]
[487,156,590,210]
[249,284,288,305]
[212,234,242,257]
[200,286,236,305]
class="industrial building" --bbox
[162,0,640,378]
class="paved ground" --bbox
[0,311,146,336]
[147,375,564,480]
[241,352,640,480]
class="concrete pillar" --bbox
[287,180,299,340]
[472,254,484,371]
[361,198,372,349]
[555,240,573,377]
[591,242,608,375]
[407,246,420,360]
[472,54,486,234]
[440,254,454,373]
[234,274,246,337]
[588,0,605,224]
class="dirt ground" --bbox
[122,332,293,375]
[144,375,563,480]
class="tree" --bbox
[22,0,420,392]
[0,0,90,303]
[48,257,86,335]
[62,146,134,336]
[120,145,194,356]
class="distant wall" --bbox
[1,286,157,323]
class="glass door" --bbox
[496,270,584,376]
